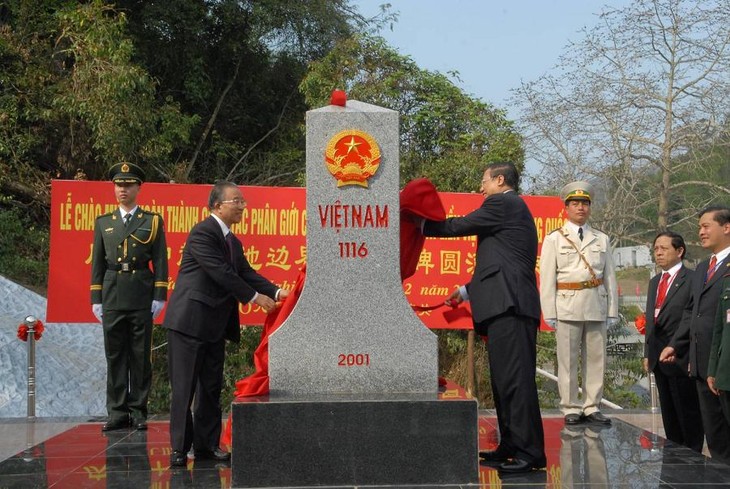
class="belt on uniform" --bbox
[556,278,603,290]
[108,262,149,272]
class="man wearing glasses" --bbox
[163,180,289,467]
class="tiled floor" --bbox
[0,411,729,488]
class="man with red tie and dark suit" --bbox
[643,231,703,452]
[163,181,289,467]
[661,206,730,463]
[421,162,545,475]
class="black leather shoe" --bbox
[564,413,583,425]
[194,447,230,461]
[101,417,130,432]
[132,418,147,430]
[170,450,187,467]
[584,411,612,425]
[479,448,513,463]
[498,457,546,474]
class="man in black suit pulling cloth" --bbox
[164,181,289,467]
[421,162,545,474]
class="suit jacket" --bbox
[163,216,278,343]
[424,191,540,326]
[539,224,618,322]
[708,274,730,390]
[90,208,168,310]
[670,255,730,379]
[644,266,693,375]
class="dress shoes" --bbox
[564,413,583,425]
[170,450,187,467]
[132,418,147,430]
[479,449,513,463]
[194,447,231,461]
[497,457,546,474]
[584,411,612,425]
[101,417,130,432]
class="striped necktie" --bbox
[706,255,718,283]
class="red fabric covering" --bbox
[221,179,445,448]
[221,266,306,448]
[399,178,446,280]
[634,313,646,335]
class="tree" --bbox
[53,0,198,178]
[115,0,357,184]
[514,0,730,244]
[300,32,524,193]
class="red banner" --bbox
[47,180,564,328]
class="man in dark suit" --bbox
[421,162,545,474]
[708,271,730,425]
[661,206,730,463]
[91,162,168,432]
[163,181,289,467]
[644,231,703,452]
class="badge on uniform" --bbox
[105,227,114,234]
[727,308,730,324]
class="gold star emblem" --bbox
[344,137,361,154]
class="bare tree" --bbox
[514,0,730,245]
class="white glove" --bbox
[151,300,166,320]
[92,304,103,323]
[545,318,557,328]
[607,317,619,327]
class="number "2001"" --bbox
[337,353,370,367]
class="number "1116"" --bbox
[338,242,368,258]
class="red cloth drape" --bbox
[221,179,445,448]
[399,178,447,279]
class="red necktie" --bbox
[706,255,717,283]
[655,272,670,311]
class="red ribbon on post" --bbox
[17,319,44,342]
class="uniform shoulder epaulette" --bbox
[140,208,162,217]
[548,228,563,235]
[96,211,115,220]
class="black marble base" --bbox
[231,394,479,487]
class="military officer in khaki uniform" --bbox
[540,181,618,425]
[90,162,168,431]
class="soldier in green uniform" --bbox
[90,162,168,431]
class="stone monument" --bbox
[231,99,478,487]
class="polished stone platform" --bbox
[231,394,478,487]
[1,412,729,488]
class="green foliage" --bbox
[148,325,264,415]
[0,206,49,291]
[536,331,559,408]
[436,315,648,410]
[53,1,197,174]
[300,33,524,193]
[436,329,493,407]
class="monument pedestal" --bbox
[230,393,479,488]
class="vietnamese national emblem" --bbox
[325,130,381,188]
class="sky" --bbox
[351,0,632,113]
